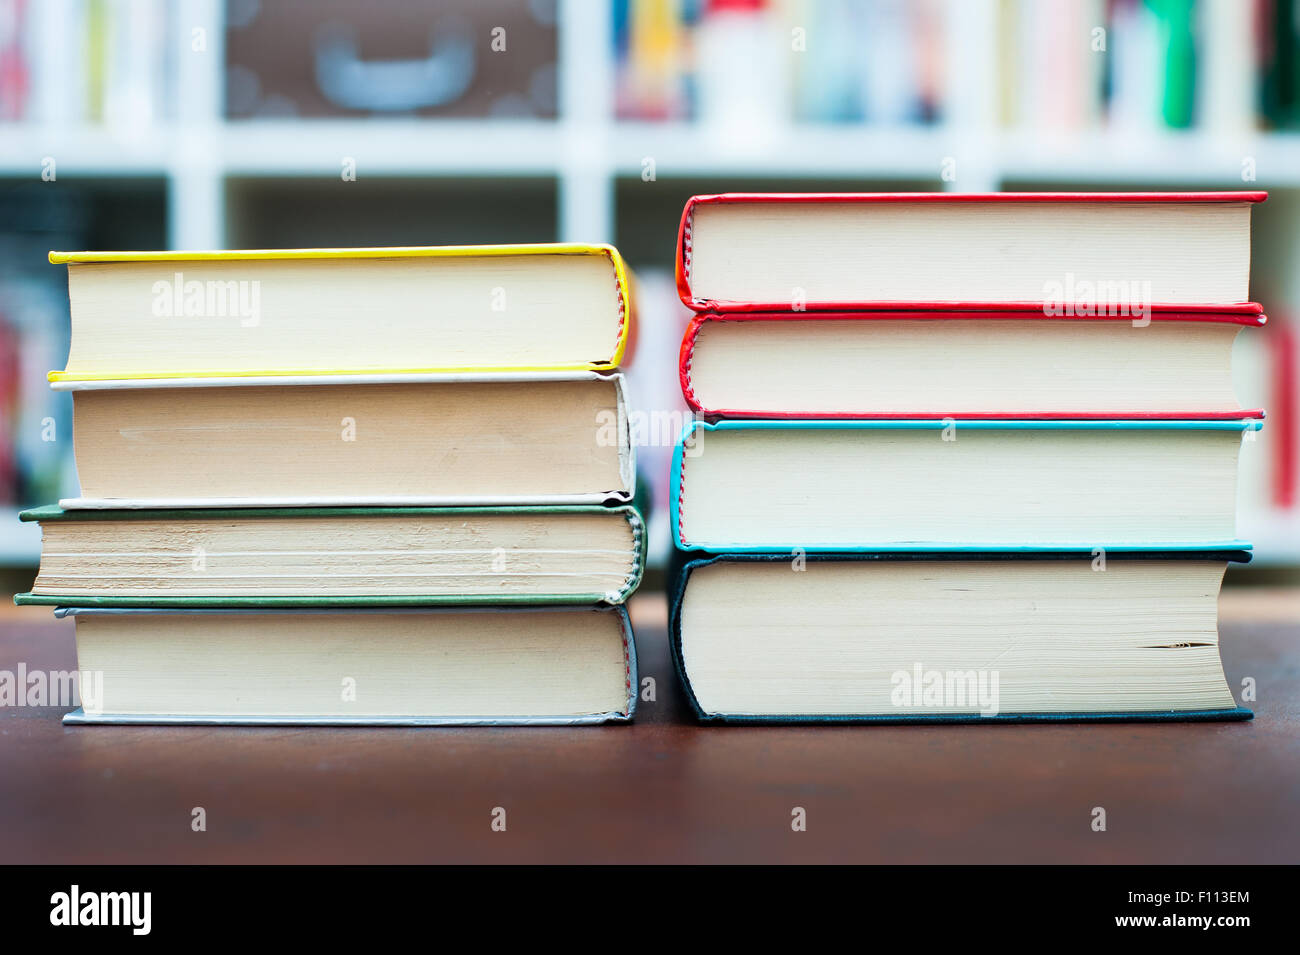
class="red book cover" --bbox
[675,191,1269,314]
[679,309,1267,421]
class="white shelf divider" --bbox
[942,0,999,192]
[167,0,225,249]
[557,0,614,242]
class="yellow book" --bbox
[48,244,634,381]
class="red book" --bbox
[679,308,1266,421]
[675,192,1267,420]
[675,191,1267,314]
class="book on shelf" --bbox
[670,552,1250,724]
[10,0,173,125]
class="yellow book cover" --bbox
[48,244,634,381]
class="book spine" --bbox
[667,558,708,720]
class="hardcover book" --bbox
[49,244,634,380]
[672,419,1260,551]
[670,552,1251,724]
[680,309,1266,420]
[17,504,646,607]
[60,605,637,726]
[675,192,1264,312]
[57,371,634,508]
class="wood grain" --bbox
[0,595,1295,863]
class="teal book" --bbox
[670,552,1252,724]
[671,419,1260,552]
[16,504,645,608]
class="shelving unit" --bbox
[4,1,1296,247]
[1,0,1297,564]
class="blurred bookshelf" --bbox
[0,0,1298,566]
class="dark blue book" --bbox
[670,551,1252,724]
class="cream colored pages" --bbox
[76,610,629,718]
[34,511,638,598]
[64,254,621,375]
[688,319,1243,414]
[679,427,1243,547]
[70,377,628,504]
[688,200,1251,305]
[680,560,1234,715]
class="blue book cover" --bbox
[669,551,1253,725]
[671,418,1261,552]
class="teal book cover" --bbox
[17,504,647,608]
[671,418,1261,552]
[669,551,1253,725]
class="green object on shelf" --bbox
[1151,0,1197,129]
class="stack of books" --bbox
[20,244,644,725]
[669,191,1265,724]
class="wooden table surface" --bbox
[1,594,1297,864]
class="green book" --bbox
[16,504,645,608]
[1152,0,1196,129]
